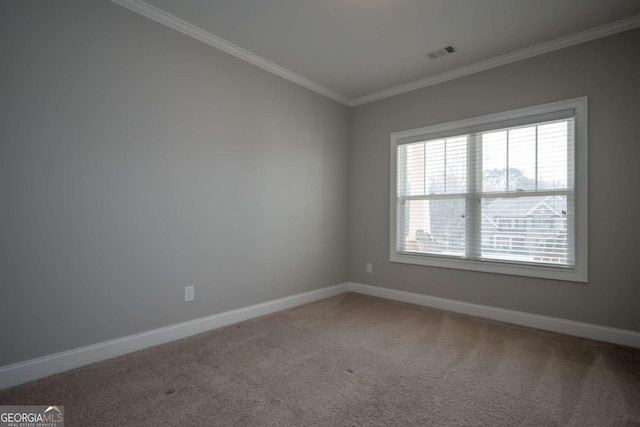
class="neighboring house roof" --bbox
[483,195,566,220]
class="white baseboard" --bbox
[3,281,638,390]
[347,282,640,349]
[0,283,348,390]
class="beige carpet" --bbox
[1,293,639,426]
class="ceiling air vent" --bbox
[427,46,455,59]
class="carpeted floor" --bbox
[1,293,639,426]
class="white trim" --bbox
[347,282,640,348]
[109,0,640,107]
[389,97,588,283]
[109,0,350,106]
[350,15,640,106]
[0,283,348,390]
[2,281,638,390]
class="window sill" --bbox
[390,251,588,283]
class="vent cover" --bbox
[427,46,455,59]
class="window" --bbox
[390,98,588,282]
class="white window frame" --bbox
[390,97,588,282]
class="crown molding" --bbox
[349,14,640,106]
[110,0,351,106]
[110,0,640,108]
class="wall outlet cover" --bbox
[184,286,195,302]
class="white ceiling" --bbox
[118,0,640,104]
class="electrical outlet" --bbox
[366,263,373,273]
[184,286,194,302]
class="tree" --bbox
[482,168,535,192]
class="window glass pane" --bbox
[445,137,467,193]
[401,142,425,196]
[537,121,571,190]
[424,140,445,194]
[507,126,536,191]
[400,137,468,196]
[398,199,465,256]
[482,131,507,192]
[480,195,570,265]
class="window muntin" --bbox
[390,98,587,282]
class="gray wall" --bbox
[349,28,640,332]
[0,1,349,366]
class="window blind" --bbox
[396,117,575,268]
